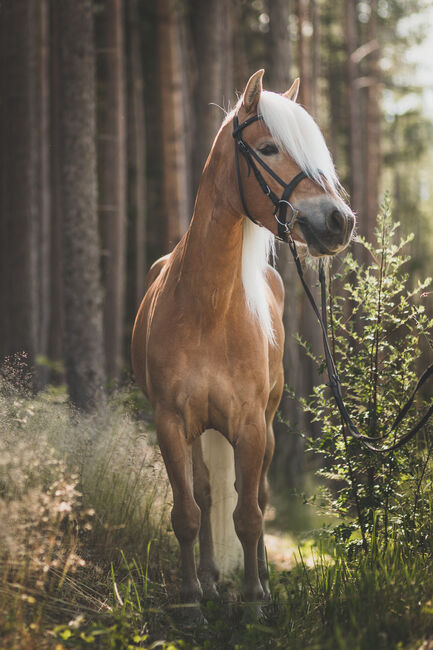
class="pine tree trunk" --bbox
[310,0,319,117]
[0,0,49,387]
[190,0,233,192]
[267,0,306,490]
[36,0,51,387]
[96,0,127,382]
[267,0,291,93]
[48,0,64,376]
[125,0,147,315]
[141,3,163,261]
[296,0,311,110]
[157,0,191,251]
[346,0,363,220]
[365,0,380,239]
[57,0,105,410]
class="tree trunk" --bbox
[232,0,249,92]
[125,0,147,316]
[365,0,380,240]
[0,0,49,388]
[48,0,64,377]
[310,0,319,117]
[157,0,191,251]
[266,0,305,490]
[57,0,105,410]
[267,0,291,93]
[346,0,363,220]
[96,0,127,382]
[190,0,233,192]
[296,0,311,110]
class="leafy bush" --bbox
[298,194,433,552]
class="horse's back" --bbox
[131,253,171,395]
[144,253,171,291]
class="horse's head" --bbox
[225,69,355,256]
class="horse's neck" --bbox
[174,167,244,305]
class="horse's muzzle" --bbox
[296,196,355,257]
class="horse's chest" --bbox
[171,346,269,437]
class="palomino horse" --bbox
[132,70,355,610]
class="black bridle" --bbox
[233,113,433,453]
[233,114,308,242]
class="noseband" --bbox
[232,113,308,242]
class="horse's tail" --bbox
[201,429,243,577]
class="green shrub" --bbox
[298,193,433,552]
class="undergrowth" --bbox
[1,197,433,649]
[0,373,177,649]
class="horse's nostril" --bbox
[327,209,345,234]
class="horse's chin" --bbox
[300,230,350,257]
[307,244,335,258]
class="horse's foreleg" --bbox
[155,410,202,604]
[257,423,275,599]
[192,438,219,599]
[233,421,266,603]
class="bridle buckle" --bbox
[275,199,299,232]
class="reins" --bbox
[233,113,433,453]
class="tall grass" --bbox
[0,367,174,648]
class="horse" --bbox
[131,69,355,612]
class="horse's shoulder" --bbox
[144,254,171,291]
[265,264,284,312]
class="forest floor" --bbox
[2,381,433,649]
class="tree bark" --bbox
[346,0,363,220]
[365,0,380,240]
[310,0,319,117]
[125,0,147,315]
[0,0,49,387]
[190,0,233,192]
[157,0,191,251]
[266,0,305,490]
[48,0,64,376]
[96,0,127,382]
[267,0,291,93]
[57,0,105,410]
[296,0,311,110]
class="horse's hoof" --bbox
[180,581,203,604]
[177,603,208,627]
[201,581,219,601]
[240,601,266,624]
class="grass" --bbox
[2,372,433,649]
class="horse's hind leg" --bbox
[155,409,202,604]
[192,438,219,599]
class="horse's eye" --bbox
[258,143,278,156]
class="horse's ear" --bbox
[283,78,300,102]
[243,69,264,113]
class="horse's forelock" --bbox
[258,91,341,194]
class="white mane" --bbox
[242,219,276,344]
[233,90,341,345]
[258,91,340,193]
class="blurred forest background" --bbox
[1,0,432,491]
